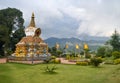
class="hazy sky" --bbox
[0,0,120,39]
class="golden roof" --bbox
[84,43,89,50]
[16,36,44,46]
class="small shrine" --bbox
[14,13,48,57]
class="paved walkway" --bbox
[58,58,76,64]
[8,60,44,64]
[0,58,7,63]
[0,58,76,65]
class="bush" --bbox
[85,54,91,58]
[66,55,70,60]
[112,51,120,59]
[51,56,56,59]
[44,65,57,73]
[54,59,61,64]
[91,57,103,67]
[50,59,61,64]
[104,60,113,64]
[76,61,88,66]
[0,55,3,58]
[113,59,120,65]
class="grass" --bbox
[0,63,120,83]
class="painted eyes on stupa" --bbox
[35,29,41,36]
[36,31,40,35]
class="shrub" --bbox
[66,55,70,60]
[91,57,103,67]
[76,61,88,66]
[51,56,56,59]
[113,59,120,65]
[54,59,61,64]
[112,51,120,59]
[104,60,113,64]
[0,55,3,58]
[50,59,61,64]
[85,54,91,58]
[44,65,57,73]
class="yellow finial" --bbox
[84,43,88,50]
[76,44,79,49]
[65,44,69,49]
[55,43,60,49]
[29,12,35,27]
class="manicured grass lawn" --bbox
[0,63,120,83]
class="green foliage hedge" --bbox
[50,58,61,64]
[76,61,88,66]
[112,51,120,59]
[91,57,103,67]
[113,59,120,64]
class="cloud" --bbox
[76,0,120,37]
[0,0,120,39]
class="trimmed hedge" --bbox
[50,59,61,64]
[112,51,120,59]
[76,61,88,66]
[91,57,103,67]
[113,58,120,65]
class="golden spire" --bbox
[29,12,35,27]
[55,43,60,49]
[65,44,69,49]
[75,44,79,49]
[84,43,88,50]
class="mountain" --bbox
[44,36,110,51]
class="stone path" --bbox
[0,58,76,65]
[58,58,76,64]
[8,60,44,64]
[0,58,7,63]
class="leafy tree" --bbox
[0,8,24,56]
[96,46,106,58]
[91,57,103,67]
[104,46,112,57]
[48,47,57,56]
[96,46,113,58]
[110,30,120,51]
[0,25,9,56]
[11,28,25,51]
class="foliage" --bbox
[0,25,9,56]
[44,65,57,73]
[104,60,113,64]
[112,51,120,59]
[96,46,113,58]
[51,56,56,59]
[76,61,88,66]
[80,51,84,55]
[0,8,25,56]
[85,53,91,58]
[11,28,25,51]
[66,55,70,60]
[113,59,120,65]
[50,58,61,64]
[96,46,106,58]
[105,46,113,57]
[109,30,120,51]
[91,57,103,67]
[54,59,61,64]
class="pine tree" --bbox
[110,29,120,51]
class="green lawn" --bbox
[0,63,120,83]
